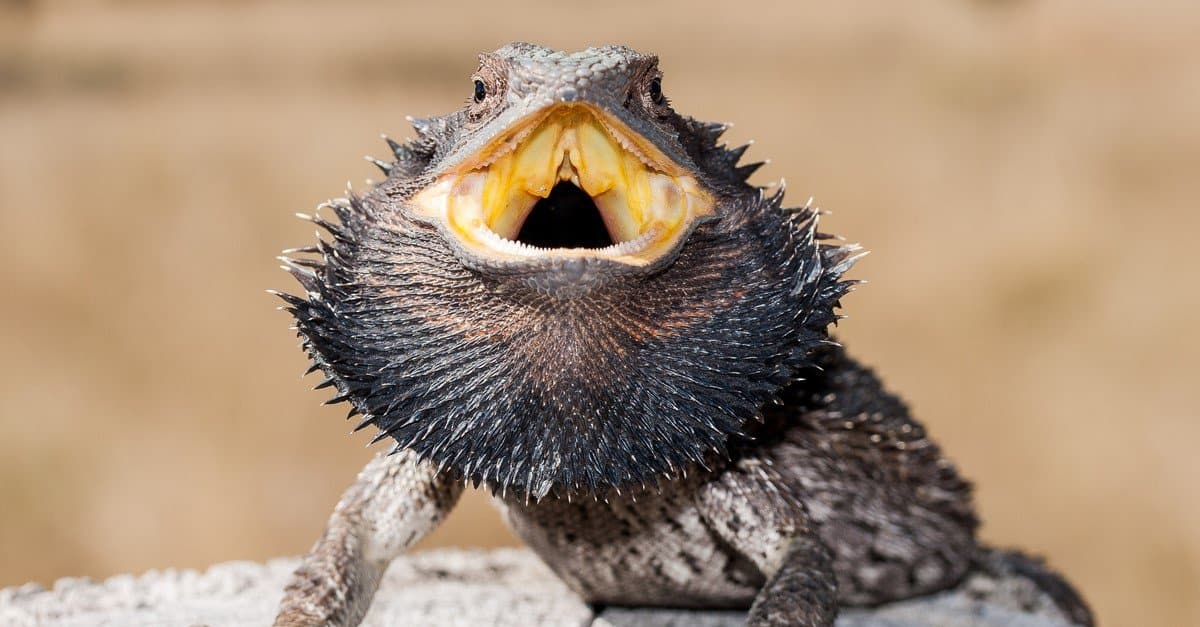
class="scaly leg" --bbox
[697,457,838,627]
[745,535,838,627]
[274,450,462,627]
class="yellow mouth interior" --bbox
[412,104,713,265]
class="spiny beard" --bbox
[280,185,858,500]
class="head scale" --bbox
[280,43,859,500]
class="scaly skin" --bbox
[275,451,461,627]
[273,43,1093,627]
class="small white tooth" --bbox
[475,224,542,257]
[608,226,660,257]
[596,117,657,170]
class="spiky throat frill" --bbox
[280,174,857,499]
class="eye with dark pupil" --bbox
[473,79,487,103]
[648,77,663,104]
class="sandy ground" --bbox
[0,1,1197,625]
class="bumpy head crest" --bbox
[279,43,859,499]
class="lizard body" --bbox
[273,43,1092,627]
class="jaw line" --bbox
[409,103,715,268]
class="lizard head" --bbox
[409,42,714,271]
[280,43,859,499]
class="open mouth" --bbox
[411,104,714,266]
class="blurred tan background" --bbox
[1,1,1197,625]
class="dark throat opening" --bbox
[516,182,614,249]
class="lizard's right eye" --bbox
[473,79,487,103]
[648,77,663,105]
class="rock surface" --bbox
[0,549,1075,626]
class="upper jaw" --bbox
[410,103,715,268]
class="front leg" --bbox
[697,459,838,627]
[746,535,838,626]
[274,449,463,627]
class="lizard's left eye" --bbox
[473,79,487,103]
[648,77,664,105]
